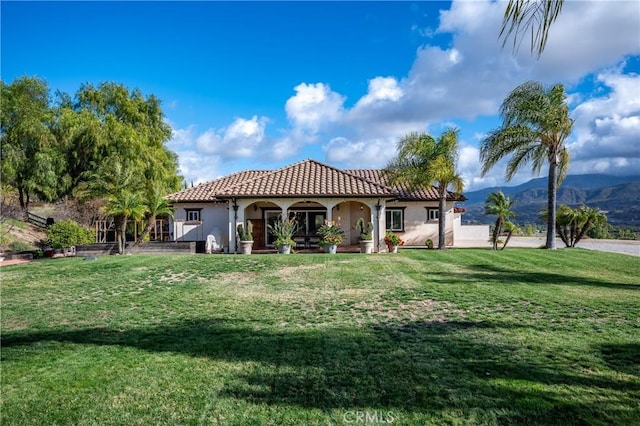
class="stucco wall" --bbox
[172,203,229,247]
[453,215,489,241]
[172,198,469,251]
[389,201,455,246]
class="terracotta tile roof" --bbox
[166,170,268,202]
[346,169,466,201]
[219,159,395,197]
[166,159,466,202]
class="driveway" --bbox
[455,237,640,257]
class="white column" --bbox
[376,203,386,252]
[228,202,237,253]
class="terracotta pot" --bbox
[239,240,253,254]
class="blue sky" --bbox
[2,1,639,190]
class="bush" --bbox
[617,228,638,240]
[46,220,95,249]
[8,241,37,252]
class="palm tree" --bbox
[103,190,146,254]
[74,158,145,254]
[480,81,572,250]
[501,221,519,250]
[555,205,607,248]
[385,129,464,250]
[500,0,564,58]
[135,184,174,245]
[484,191,516,250]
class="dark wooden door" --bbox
[252,219,266,248]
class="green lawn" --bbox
[2,249,639,425]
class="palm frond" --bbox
[500,0,564,58]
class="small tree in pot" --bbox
[237,220,253,254]
[355,217,374,254]
[267,216,298,254]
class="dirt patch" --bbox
[350,298,465,325]
[157,272,196,284]
[214,271,262,286]
[275,264,325,281]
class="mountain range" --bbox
[460,174,640,228]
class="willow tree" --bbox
[500,0,564,58]
[480,81,572,250]
[385,129,464,250]
[0,77,67,211]
[67,83,181,244]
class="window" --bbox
[385,209,404,231]
[427,208,439,221]
[185,208,201,222]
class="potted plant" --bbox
[317,221,344,254]
[267,216,298,254]
[355,217,374,254]
[384,231,404,253]
[237,221,254,254]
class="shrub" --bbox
[267,217,298,248]
[318,221,345,245]
[355,218,374,240]
[384,231,404,246]
[617,228,638,240]
[8,241,37,252]
[46,220,95,249]
[237,221,253,241]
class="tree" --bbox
[66,82,181,248]
[555,205,607,248]
[135,184,174,244]
[484,191,516,250]
[500,0,564,58]
[385,129,464,250]
[0,77,67,211]
[75,159,144,254]
[480,81,572,250]
[501,221,519,250]
[103,189,146,255]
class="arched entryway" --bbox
[334,201,373,245]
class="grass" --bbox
[2,248,639,425]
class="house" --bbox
[166,158,478,252]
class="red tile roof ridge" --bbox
[217,158,396,197]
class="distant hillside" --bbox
[460,174,640,228]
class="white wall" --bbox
[453,214,489,242]
[389,201,455,246]
[172,202,230,247]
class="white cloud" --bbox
[194,116,267,158]
[355,77,404,107]
[567,70,640,176]
[324,136,396,169]
[285,82,345,134]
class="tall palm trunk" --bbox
[438,187,446,250]
[501,228,513,250]
[116,216,128,255]
[493,217,504,250]
[135,216,155,246]
[546,156,558,249]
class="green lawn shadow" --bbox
[3,318,638,424]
